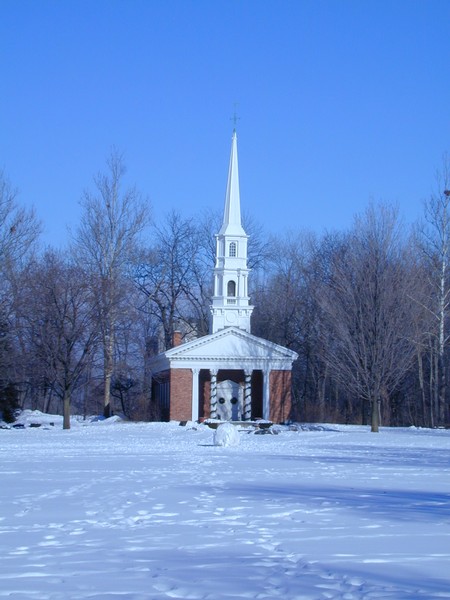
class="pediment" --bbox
[165,327,297,361]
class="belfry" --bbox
[149,130,298,423]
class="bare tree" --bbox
[0,314,20,422]
[73,150,150,417]
[251,231,336,422]
[136,211,200,350]
[21,252,98,428]
[404,241,437,427]
[252,232,307,347]
[0,169,41,275]
[0,169,41,414]
[317,204,416,432]
[417,156,450,425]
[109,279,153,419]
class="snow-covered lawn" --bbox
[1,413,450,599]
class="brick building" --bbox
[149,130,298,423]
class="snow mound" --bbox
[13,410,63,428]
[289,423,339,432]
[92,415,124,425]
[213,422,240,447]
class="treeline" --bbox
[1,152,450,429]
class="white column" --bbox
[210,369,218,419]
[191,368,200,421]
[244,370,252,421]
[263,369,270,421]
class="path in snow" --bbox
[1,419,450,599]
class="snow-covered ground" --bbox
[1,412,450,600]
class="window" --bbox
[229,242,237,257]
[227,280,236,297]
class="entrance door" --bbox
[216,380,243,421]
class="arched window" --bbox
[227,280,236,297]
[229,242,237,257]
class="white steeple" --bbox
[219,130,246,237]
[210,130,254,334]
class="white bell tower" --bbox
[210,130,254,334]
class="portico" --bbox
[150,326,296,422]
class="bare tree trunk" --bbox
[43,388,53,414]
[438,256,447,424]
[317,363,327,422]
[428,341,435,428]
[103,329,115,418]
[63,388,71,430]
[417,350,427,427]
[433,345,439,427]
[371,395,380,432]
[83,362,92,420]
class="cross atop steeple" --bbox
[231,104,240,131]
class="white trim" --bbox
[170,357,292,371]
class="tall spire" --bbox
[219,130,246,236]
[210,130,253,334]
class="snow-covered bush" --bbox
[213,422,240,447]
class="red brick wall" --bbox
[269,370,292,423]
[170,369,192,421]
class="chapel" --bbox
[149,130,298,423]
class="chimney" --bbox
[173,331,182,347]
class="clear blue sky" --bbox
[1,0,449,247]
